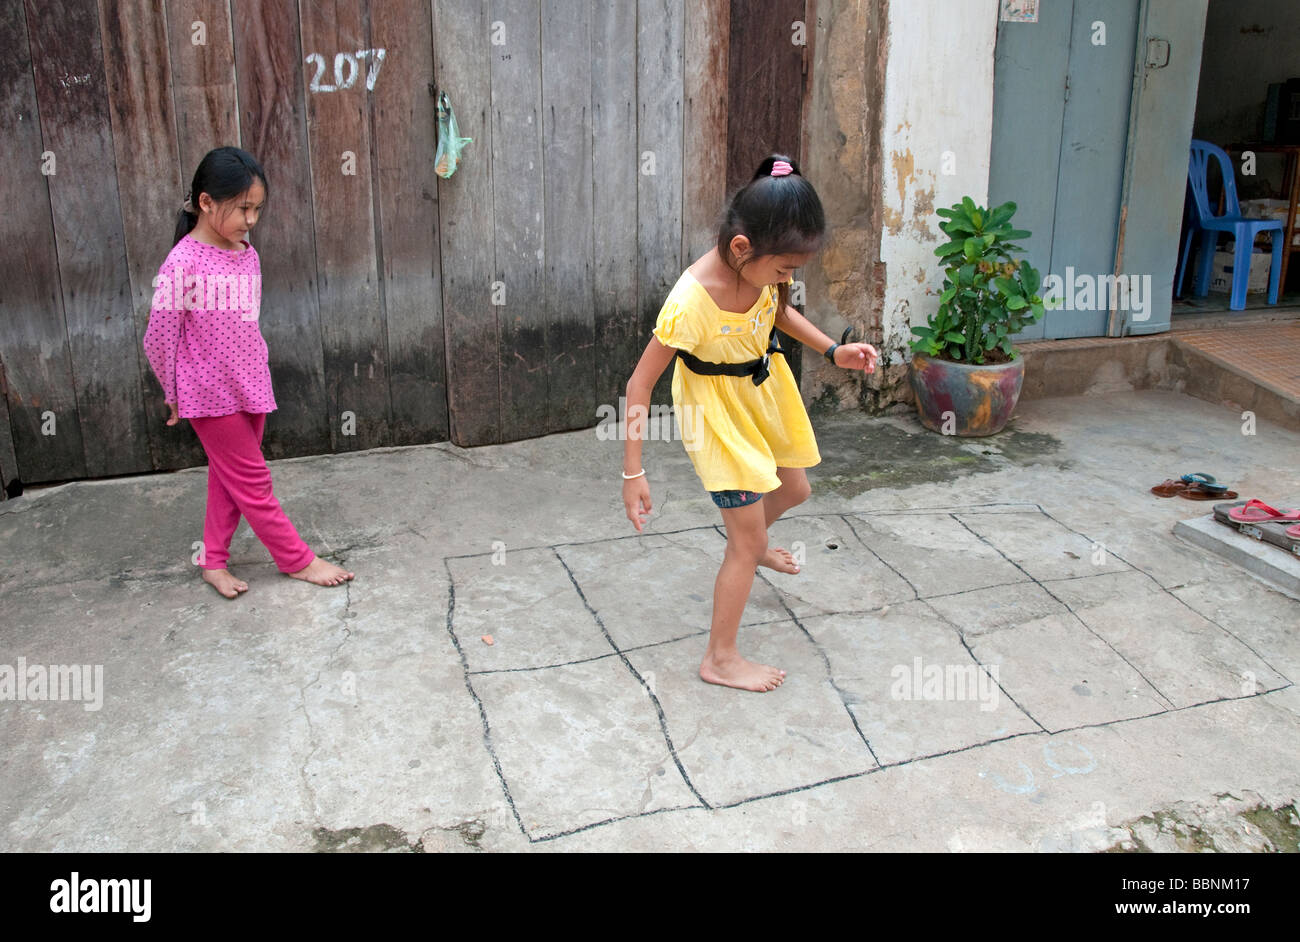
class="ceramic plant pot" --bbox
[908,351,1025,437]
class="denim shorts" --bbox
[709,488,764,509]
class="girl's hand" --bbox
[834,342,880,374]
[165,401,179,426]
[623,476,652,532]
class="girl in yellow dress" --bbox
[621,155,879,692]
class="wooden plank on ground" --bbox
[591,0,639,415]
[637,0,685,407]
[25,0,151,477]
[541,0,594,432]
[433,0,499,446]
[300,0,390,451]
[368,0,448,445]
[0,361,19,496]
[490,0,545,442]
[0,0,87,483]
[231,0,329,459]
[99,0,207,471]
[683,0,728,264]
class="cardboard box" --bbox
[1238,199,1300,247]
[1209,250,1272,295]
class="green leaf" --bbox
[1020,265,1041,296]
[1006,295,1028,310]
[911,325,934,339]
[1004,229,1031,240]
[943,331,965,344]
[985,202,1016,229]
[993,277,1020,297]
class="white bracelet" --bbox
[622,468,646,480]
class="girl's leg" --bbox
[700,498,786,692]
[199,455,249,597]
[756,467,813,574]
[200,460,241,571]
[190,412,323,576]
[245,411,353,585]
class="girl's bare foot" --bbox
[202,568,248,598]
[288,556,354,586]
[759,546,800,574]
[699,653,786,692]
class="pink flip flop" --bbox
[1228,499,1300,523]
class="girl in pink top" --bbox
[144,147,353,597]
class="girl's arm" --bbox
[776,303,879,372]
[142,270,184,424]
[622,337,678,532]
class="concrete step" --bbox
[1018,311,1300,432]
[1174,513,1300,600]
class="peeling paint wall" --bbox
[879,1,999,370]
[801,0,889,412]
[803,0,1000,413]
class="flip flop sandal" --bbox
[1288,523,1300,539]
[1151,479,1190,497]
[1179,484,1239,500]
[1180,472,1229,495]
[1228,499,1300,523]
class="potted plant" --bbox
[908,197,1045,436]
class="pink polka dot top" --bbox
[143,233,276,418]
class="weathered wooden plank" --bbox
[100,0,206,472]
[682,0,728,264]
[725,0,805,192]
[0,0,87,483]
[433,0,499,446]
[25,0,151,477]
[167,1,241,206]
[368,0,448,446]
[300,0,390,451]
[591,0,639,416]
[727,0,807,386]
[637,0,685,407]
[489,1,546,442]
[230,0,329,459]
[164,0,240,465]
[541,0,594,432]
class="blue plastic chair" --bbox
[1178,140,1283,310]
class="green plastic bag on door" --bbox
[434,90,473,179]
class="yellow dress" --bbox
[653,270,821,493]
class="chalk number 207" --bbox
[305,49,387,93]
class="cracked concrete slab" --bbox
[1,389,1297,851]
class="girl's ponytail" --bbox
[717,152,826,314]
[172,147,269,246]
[173,198,198,246]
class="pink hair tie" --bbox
[771,160,793,177]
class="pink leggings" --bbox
[189,411,315,573]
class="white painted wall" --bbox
[879,0,1000,363]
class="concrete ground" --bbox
[1,389,1298,852]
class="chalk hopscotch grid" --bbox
[442,502,1294,843]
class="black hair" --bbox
[173,146,269,245]
[716,153,826,313]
